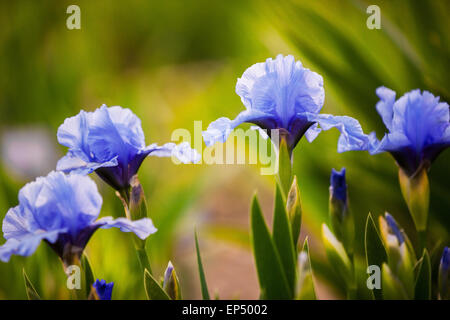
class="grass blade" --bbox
[195,229,210,300]
[23,268,40,300]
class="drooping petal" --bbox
[202,110,275,147]
[304,123,321,143]
[147,142,201,164]
[306,113,371,152]
[0,229,64,262]
[96,217,157,240]
[56,152,118,175]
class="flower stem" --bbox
[136,245,153,275]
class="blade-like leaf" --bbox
[195,230,210,300]
[321,224,353,285]
[272,183,296,296]
[286,176,302,248]
[414,249,431,300]
[251,195,291,299]
[382,263,408,300]
[296,237,316,300]
[81,254,95,299]
[364,213,387,300]
[144,269,171,300]
[23,268,40,300]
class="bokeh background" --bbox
[0,0,449,299]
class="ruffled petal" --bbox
[87,105,133,163]
[375,86,396,131]
[57,152,118,175]
[146,142,201,164]
[304,123,322,143]
[0,229,64,262]
[96,217,157,240]
[57,110,90,152]
[305,113,371,152]
[202,110,275,147]
[105,106,146,149]
[236,55,324,118]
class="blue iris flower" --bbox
[93,279,114,300]
[202,55,369,153]
[330,168,347,203]
[0,171,157,264]
[57,105,200,191]
[351,87,449,176]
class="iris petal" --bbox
[96,216,157,240]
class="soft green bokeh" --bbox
[0,0,448,299]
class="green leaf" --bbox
[144,269,171,300]
[195,229,210,300]
[296,237,316,300]
[364,213,387,300]
[414,249,431,300]
[23,268,40,300]
[321,224,353,285]
[276,137,292,197]
[81,254,95,299]
[272,183,296,296]
[251,195,291,299]
[382,263,408,300]
[286,176,302,248]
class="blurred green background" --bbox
[0,0,449,299]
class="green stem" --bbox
[117,183,153,275]
[135,244,153,275]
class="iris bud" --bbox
[329,168,354,256]
[163,261,182,300]
[379,213,415,298]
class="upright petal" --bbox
[375,87,396,131]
